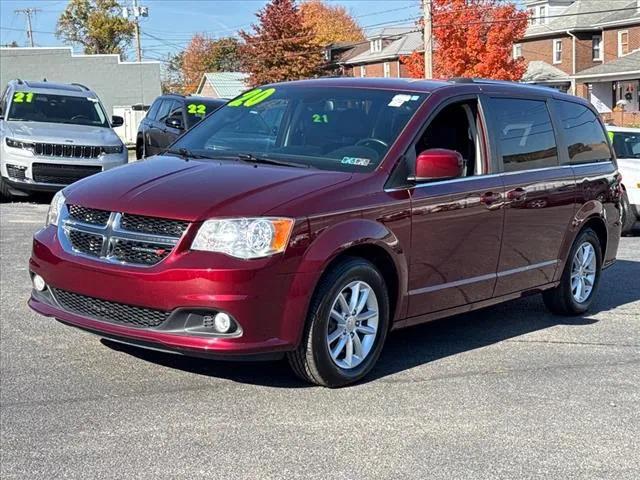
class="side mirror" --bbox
[165,116,183,130]
[412,148,465,182]
[111,115,124,127]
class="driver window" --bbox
[415,100,484,177]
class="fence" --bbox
[601,110,640,128]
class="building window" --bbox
[370,39,382,53]
[513,43,522,59]
[553,39,563,64]
[384,62,390,78]
[592,35,602,61]
[618,31,629,57]
[528,9,536,25]
[539,6,546,24]
[360,65,366,78]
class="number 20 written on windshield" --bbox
[228,88,276,107]
[13,92,34,103]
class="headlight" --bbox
[46,190,66,227]
[191,217,294,259]
[6,137,35,150]
[102,144,124,154]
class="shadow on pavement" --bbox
[101,260,639,388]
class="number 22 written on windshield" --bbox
[13,92,34,103]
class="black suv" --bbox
[136,94,225,159]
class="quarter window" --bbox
[555,100,611,164]
[489,98,558,172]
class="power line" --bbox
[14,8,41,47]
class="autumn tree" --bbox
[300,0,365,46]
[180,35,242,93]
[400,0,528,80]
[56,0,135,57]
[240,0,323,86]
[161,51,184,94]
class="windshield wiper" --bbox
[238,153,309,169]
[165,148,215,161]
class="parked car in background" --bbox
[29,78,622,387]
[136,94,226,159]
[0,80,127,201]
[608,126,640,234]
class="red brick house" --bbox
[518,0,640,114]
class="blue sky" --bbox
[0,0,423,60]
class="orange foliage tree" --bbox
[401,0,528,80]
[300,0,365,46]
[181,34,241,94]
[240,0,323,86]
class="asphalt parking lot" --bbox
[1,200,639,480]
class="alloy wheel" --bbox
[571,242,597,303]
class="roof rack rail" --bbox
[451,77,475,83]
[71,82,91,91]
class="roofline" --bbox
[0,46,161,65]
[522,18,640,40]
[572,70,640,79]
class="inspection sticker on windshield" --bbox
[342,156,371,166]
[388,94,412,107]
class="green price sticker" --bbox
[312,113,329,124]
[607,131,615,142]
[228,88,276,107]
[13,92,34,103]
[187,103,206,115]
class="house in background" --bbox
[326,27,422,79]
[516,0,640,115]
[196,72,249,99]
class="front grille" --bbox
[120,214,188,238]
[111,239,171,265]
[34,142,103,159]
[68,229,103,257]
[68,205,110,226]
[51,288,169,328]
[6,164,26,180]
[33,164,101,185]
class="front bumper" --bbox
[29,226,317,358]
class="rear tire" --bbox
[621,191,636,235]
[543,228,602,315]
[287,257,389,387]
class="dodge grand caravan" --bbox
[29,78,622,387]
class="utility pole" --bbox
[123,0,148,62]
[423,0,433,79]
[15,8,40,47]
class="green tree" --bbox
[240,0,323,86]
[181,35,242,93]
[56,0,135,57]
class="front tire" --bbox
[543,228,602,315]
[136,135,145,160]
[287,257,390,387]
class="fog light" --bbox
[213,312,232,333]
[32,274,46,292]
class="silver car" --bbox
[0,79,127,200]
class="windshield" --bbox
[171,85,427,172]
[7,92,109,127]
[610,131,640,159]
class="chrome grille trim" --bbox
[59,205,187,267]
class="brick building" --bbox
[518,0,640,113]
[326,27,421,79]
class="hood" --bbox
[64,155,352,221]
[5,121,121,146]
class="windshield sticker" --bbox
[312,113,329,123]
[13,92,34,103]
[228,88,276,107]
[388,94,412,107]
[607,131,615,142]
[341,156,371,166]
[187,103,206,116]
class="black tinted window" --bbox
[146,99,162,120]
[556,100,611,164]
[490,98,558,172]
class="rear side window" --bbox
[146,99,162,120]
[489,98,558,172]
[555,100,611,164]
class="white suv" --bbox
[608,126,640,234]
[0,80,127,200]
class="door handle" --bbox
[507,187,527,202]
[480,191,502,206]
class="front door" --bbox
[485,96,577,296]
[407,97,505,316]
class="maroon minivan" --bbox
[29,78,622,387]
